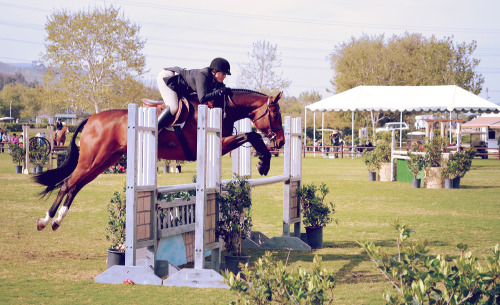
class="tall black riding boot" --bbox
[158,106,173,129]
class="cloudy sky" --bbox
[1,0,499,103]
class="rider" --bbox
[157,57,233,129]
[55,119,63,138]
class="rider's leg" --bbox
[157,69,178,128]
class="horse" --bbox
[53,125,68,146]
[34,89,285,231]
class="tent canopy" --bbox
[306,85,500,113]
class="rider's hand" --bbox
[218,87,233,97]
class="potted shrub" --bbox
[296,183,336,249]
[441,159,458,189]
[373,140,393,181]
[160,159,172,173]
[423,136,447,188]
[450,148,476,188]
[363,149,379,181]
[175,160,185,173]
[105,187,126,269]
[215,175,252,276]
[29,145,49,173]
[9,143,25,173]
[406,150,425,188]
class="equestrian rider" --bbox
[157,57,233,129]
[55,119,63,138]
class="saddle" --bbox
[142,97,191,128]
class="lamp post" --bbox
[10,100,12,119]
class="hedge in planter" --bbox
[9,143,25,173]
[296,183,336,249]
[215,175,252,275]
[105,187,126,268]
[423,136,447,188]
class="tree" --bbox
[329,33,485,135]
[237,40,291,95]
[40,6,148,114]
[0,83,42,119]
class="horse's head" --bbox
[251,92,285,149]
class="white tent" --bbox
[306,85,500,113]
[304,85,500,151]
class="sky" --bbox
[1,0,499,104]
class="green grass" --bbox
[0,152,498,304]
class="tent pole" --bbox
[400,111,403,149]
[352,111,354,159]
[313,111,316,158]
[449,111,452,144]
[321,112,324,156]
[304,106,307,157]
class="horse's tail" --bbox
[33,117,89,197]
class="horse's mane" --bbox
[232,88,268,97]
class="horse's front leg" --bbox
[222,132,271,176]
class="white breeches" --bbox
[157,70,178,115]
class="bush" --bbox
[424,136,447,167]
[406,150,425,179]
[9,143,25,166]
[105,187,126,251]
[363,149,380,172]
[296,183,336,228]
[359,219,500,305]
[224,251,336,304]
[216,175,252,256]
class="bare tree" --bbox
[237,40,291,95]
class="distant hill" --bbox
[0,61,44,83]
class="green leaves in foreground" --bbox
[223,251,335,304]
[359,219,500,305]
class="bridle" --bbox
[251,97,283,144]
[227,95,283,145]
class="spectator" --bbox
[2,131,9,153]
[19,135,24,146]
[10,133,19,144]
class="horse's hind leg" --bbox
[37,185,69,231]
[51,184,84,230]
[50,153,123,230]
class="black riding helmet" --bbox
[209,57,231,75]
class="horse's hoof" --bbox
[51,220,60,231]
[37,219,46,231]
[257,163,270,176]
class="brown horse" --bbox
[34,90,285,231]
[53,125,68,146]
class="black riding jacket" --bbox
[163,67,225,104]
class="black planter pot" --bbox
[305,226,323,249]
[224,255,250,276]
[176,165,182,173]
[106,249,125,269]
[15,165,22,174]
[412,178,421,188]
[368,172,376,181]
[453,177,461,188]
[444,178,453,189]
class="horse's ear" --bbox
[273,92,283,103]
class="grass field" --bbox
[0,152,498,304]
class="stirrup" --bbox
[158,106,173,129]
